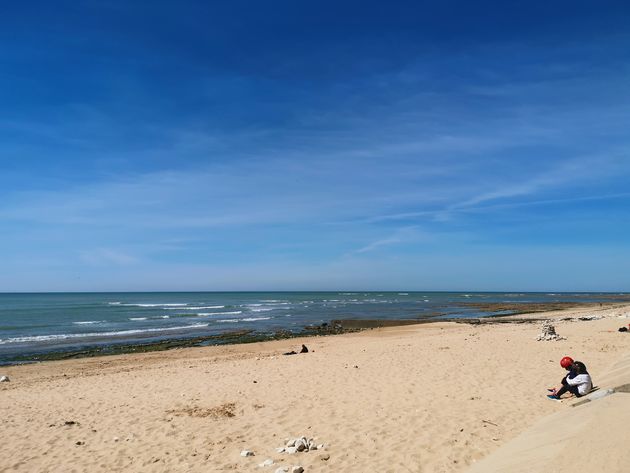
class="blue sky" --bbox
[1,1,630,291]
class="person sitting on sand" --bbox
[548,358,592,399]
[549,356,576,391]
[283,344,309,355]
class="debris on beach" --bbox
[0,375,10,382]
[167,402,236,419]
[536,321,566,341]
[282,436,320,453]
[240,450,255,457]
[560,315,604,322]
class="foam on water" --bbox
[216,317,271,323]
[0,323,210,345]
[196,311,242,316]
[164,306,225,310]
[129,317,148,321]
[119,303,188,307]
[73,321,106,325]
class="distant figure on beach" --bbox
[283,344,309,355]
[547,356,592,399]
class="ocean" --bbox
[0,291,627,364]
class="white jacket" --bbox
[566,373,592,395]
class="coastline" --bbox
[2,300,622,366]
[1,303,629,472]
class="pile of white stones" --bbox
[277,436,323,454]
[240,435,326,471]
[536,320,566,341]
[0,375,10,383]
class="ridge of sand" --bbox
[466,352,630,472]
[1,303,629,472]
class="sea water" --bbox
[0,291,626,364]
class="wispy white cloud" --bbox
[354,236,402,254]
[451,153,629,211]
[339,151,630,225]
[79,248,139,266]
[351,226,430,254]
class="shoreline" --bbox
[2,301,622,366]
[2,303,629,472]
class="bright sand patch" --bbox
[466,350,630,473]
[1,304,629,472]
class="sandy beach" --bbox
[1,303,629,473]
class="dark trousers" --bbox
[556,377,581,398]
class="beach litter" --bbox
[241,450,255,457]
[536,321,566,341]
[0,375,10,382]
[167,402,236,419]
[281,436,321,453]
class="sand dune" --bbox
[466,351,630,472]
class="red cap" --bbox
[560,356,574,369]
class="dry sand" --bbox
[1,304,629,473]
